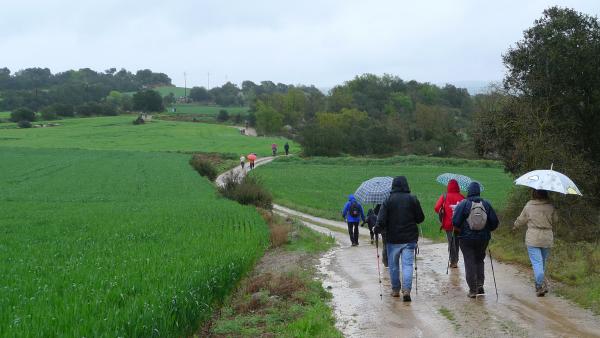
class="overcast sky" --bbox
[1,0,598,89]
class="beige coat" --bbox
[514,199,557,248]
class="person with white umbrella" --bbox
[512,166,581,297]
[512,189,557,297]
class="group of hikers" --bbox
[342,176,556,302]
[239,142,290,170]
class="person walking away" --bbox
[374,176,425,301]
[452,182,499,298]
[513,189,556,296]
[284,142,290,156]
[434,179,465,268]
[240,155,245,169]
[342,195,365,246]
[272,144,278,156]
[363,208,377,244]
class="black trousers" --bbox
[446,231,460,265]
[459,239,489,292]
[347,222,359,244]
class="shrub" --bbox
[40,110,59,121]
[41,103,74,117]
[233,113,242,124]
[10,108,36,122]
[17,120,32,128]
[189,155,218,181]
[219,173,272,209]
[217,109,230,122]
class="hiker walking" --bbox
[434,179,465,268]
[342,195,365,246]
[374,176,425,301]
[513,189,557,297]
[284,142,290,156]
[452,182,499,298]
[240,155,246,169]
[271,144,278,156]
[363,206,379,245]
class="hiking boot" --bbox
[402,290,411,302]
[450,262,458,268]
[467,290,477,298]
[391,289,400,297]
[535,285,545,297]
[477,286,485,295]
[541,280,549,295]
[351,243,357,247]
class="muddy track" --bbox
[217,157,600,338]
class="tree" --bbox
[217,109,229,122]
[10,107,36,122]
[255,101,283,134]
[133,90,164,112]
[474,6,600,240]
[189,86,211,102]
[163,92,175,106]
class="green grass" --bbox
[154,86,188,97]
[0,147,269,337]
[0,111,10,119]
[253,156,513,239]
[208,216,340,337]
[168,104,248,116]
[0,115,293,156]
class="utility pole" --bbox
[183,72,187,102]
[207,72,210,90]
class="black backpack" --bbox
[349,201,360,218]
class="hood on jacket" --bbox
[467,182,481,197]
[447,179,460,193]
[348,194,356,202]
[392,176,410,193]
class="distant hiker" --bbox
[342,195,365,246]
[271,144,278,156]
[284,142,290,156]
[513,189,557,297]
[363,207,378,244]
[452,182,499,298]
[374,176,425,301]
[240,155,246,169]
[434,179,465,268]
[374,204,388,266]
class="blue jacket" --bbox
[342,194,365,223]
[452,182,499,241]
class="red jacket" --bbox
[434,179,465,231]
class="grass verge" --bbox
[200,213,341,337]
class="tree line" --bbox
[0,68,171,121]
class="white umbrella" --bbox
[514,166,582,196]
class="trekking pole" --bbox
[375,234,383,300]
[414,243,419,295]
[488,248,499,302]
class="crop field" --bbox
[168,104,248,116]
[252,156,513,239]
[0,147,269,336]
[154,86,188,97]
[0,115,292,156]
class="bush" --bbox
[217,109,229,122]
[41,103,74,117]
[219,173,272,209]
[10,108,36,122]
[17,120,32,128]
[189,155,218,181]
[233,113,242,124]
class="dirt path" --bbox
[218,158,600,337]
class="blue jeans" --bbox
[387,242,416,291]
[527,246,550,287]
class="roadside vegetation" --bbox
[252,156,512,240]
[0,147,269,336]
[202,214,340,337]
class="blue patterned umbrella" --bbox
[436,173,484,192]
[354,177,393,204]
